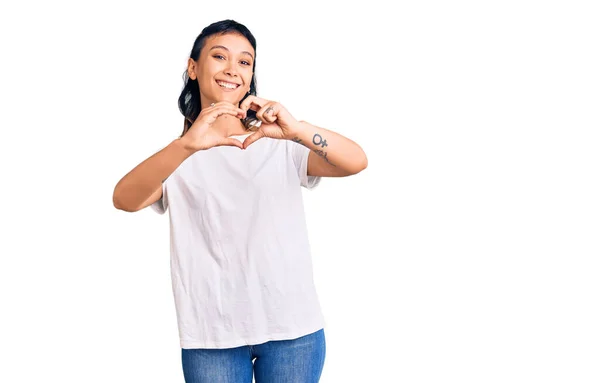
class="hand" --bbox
[180,102,246,152]
[239,96,300,149]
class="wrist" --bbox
[286,120,309,140]
[173,136,197,157]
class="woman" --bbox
[113,19,367,383]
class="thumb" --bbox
[242,130,265,149]
[215,137,244,149]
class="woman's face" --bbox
[189,33,255,108]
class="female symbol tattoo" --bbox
[292,134,335,166]
[311,133,335,166]
[312,134,328,148]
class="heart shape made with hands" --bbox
[239,95,298,149]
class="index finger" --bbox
[210,101,237,108]
[240,95,268,112]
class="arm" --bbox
[113,138,194,212]
[114,103,248,212]
[289,121,368,177]
[236,96,367,176]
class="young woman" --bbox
[113,19,367,383]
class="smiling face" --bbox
[188,33,255,109]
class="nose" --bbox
[224,62,238,78]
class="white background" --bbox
[1,0,599,382]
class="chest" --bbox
[167,140,296,211]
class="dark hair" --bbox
[177,19,258,138]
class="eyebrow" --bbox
[209,45,254,60]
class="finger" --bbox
[242,130,265,149]
[257,103,278,124]
[206,101,243,113]
[210,101,236,107]
[215,138,244,149]
[209,102,244,112]
[240,95,268,113]
[208,106,246,120]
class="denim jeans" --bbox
[181,328,326,383]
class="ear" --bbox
[187,58,197,80]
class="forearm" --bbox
[113,138,194,211]
[289,121,368,173]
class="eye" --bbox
[213,54,225,60]
[240,60,251,66]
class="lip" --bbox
[216,79,241,87]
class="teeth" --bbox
[217,81,238,89]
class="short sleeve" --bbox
[150,179,168,214]
[289,140,321,189]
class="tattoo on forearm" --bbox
[294,133,335,166]
[312,134,328,148]
[312,133,335,166]
[313,149,336,167]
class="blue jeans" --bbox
[181,328,326,383]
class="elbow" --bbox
[354,152,368,174]
[113,199,136,212]
[113,187,122,210]
[113,196,129,212]
[345,156,367,176]
[113,195,137,212]
[113,185,134,212]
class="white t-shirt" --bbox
[151,133,326,349]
